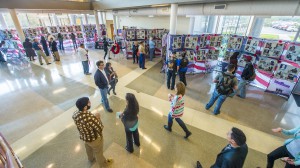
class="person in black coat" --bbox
[49,38,60,61]
[23,38,36,61]
[210,127,248,168]
[40,36,50,56]
[103,37,111,60]
[119,93,140,153]
[132,41,139,64]
[104,62,118,95]
[94,60,113,113]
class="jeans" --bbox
[167,113,190,133]
[100,87,110,110]
[267,145,298,168]
[236,78,247,98]
[205,89,227,115]
[179,71,187,86]
[133,53,138,63]
[59,40,64,50]
[125,128,140,153]
[139,53,145,68]
[82,61,89,74]
[104,49,108,59]
[85,138,106,167]
[72,40,77,49]
[149,48,155,61]
[35,50,49,64]
[108,79,117,94]
[167,70,176,89]
[0,52,5,62]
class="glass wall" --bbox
[2,13,14,29]
[218,16,251,35]
[193,16,209,34]
[88,15,96,24]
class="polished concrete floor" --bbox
[0,49,296,168]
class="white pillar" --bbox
[69,14,76,25]
[169,3,178,34]
[113,15,118,36]
[188,17,195,34]
[84,14,88,24]
[247,16,265,37]
[8,9,25,42]
[207,16,218,33]
[99,11,104,25]
[53,14,60,26]
[102,12,106,26]
[94,10,101,37]
[0,14,8,29]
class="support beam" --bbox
[9,9,25,42]
[248,16,265,37]
[113,15,118,36]
[84,14,88,24]
[53,14,60,26]
[69,14,76,25]
[188,17,195,34]
[207,16,217,33]
[100,11,104,25]
[102,12,106,26]
[169,3,178,34]
[94,10,101,37]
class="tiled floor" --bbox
[0,49,296,168]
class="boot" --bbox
[163,122,172,132]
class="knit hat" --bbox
[231,127,246,146]
[76,97,89,111]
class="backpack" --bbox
[249,69,256,81]
[180,58,189,69]
[216,73,235,95]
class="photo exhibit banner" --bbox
[169,35,183,51]
[282,42,300,66]
[184,35,198,50]
[49,26,58,34]
[199,34,208,48]
[260,40,284,58]
[274,62,300,83]
[74,25,82,32]
[244,37,260,54]
[227,35,244,51]
[136,29,146,40]
[147,29,156,39]
[237,54,257,67]
[67,26,74,33]
[59,26,67,33]
[208,34,222,48]
[256,57,278,75]
[266,78,296,98]
[126,29,136,41]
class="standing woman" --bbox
[138,41,146,69]
[229,52,239,74]
[40,36,50,56]
[164,82,192,139]
[104,62,118,95]
[23,38,36,61]
[119,93,140,153]
[57,33,64,51]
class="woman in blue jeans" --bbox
[119,93,140,153]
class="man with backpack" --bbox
[236,57,255,99]
[205,64,238,115]
[177,52,189,86]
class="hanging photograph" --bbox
[209,35,223,48]
[155,40,162,48]
[136,30,146,39]
[172,36,182,50]
[261,41,284,58]
[175,51,184,58]
[207,50,219,60]
[74,25,82,32]
[184,36,198,49]
[257,57,278,73]
[67,26,74,33]
[126,30,135,40]
[227,36,243,50]
[147,30,156,39]
[284,44,300,64]
[77,33,83,39]
[185,50,195,61]
[274,63,300,82]
[244,39,259,54]
[237,54,256,67]
[196,49,207,61]
[199,36,208,48]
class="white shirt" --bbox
[100,69,109,83]
[78,47,88,61]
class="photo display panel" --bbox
[184,36,198,50]
[274,63,300,82]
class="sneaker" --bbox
[125,146,133,153]
[85,73,92,75]
[109,57,112,59]
[40,63,44,65]
[142,67,147,69]
[113,92,117,95]
[47,63,51,65]
[164,125,172,132]
[211,112,219,115]
[184,131,192,139]
[105,158,113,164]
[107,108,113,113]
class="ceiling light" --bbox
[148,15,154,18]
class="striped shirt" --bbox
[72,110,104,142]
[170,95,184,118]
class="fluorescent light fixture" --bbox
[148,15,154,18]
[52,87,66,94]
[151,4,168,7]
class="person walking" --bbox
[267,126,300,168]
[70,33,77,50]
[49,38,60,61]
[209,127,248,168]
[23,38,36,61]
[166,51,177,90]
[205,64,238,115]
[119,93,140,153]
[236,57,255,99]
[78,43,91,75]
[94,60,113,112]
[163,82,192,139]
[138,42,146,69]
[149,37,156,61]
[40,36,50,56]
[132,41,139,64]
[177,52,189,86]
[104,62,118,95]
[229,52,239,74]
[57,33,64,51]
[103,37,111,60]
[73,97,113,167]
[32,38,51,65]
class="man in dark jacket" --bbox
[70,33,77,50]
[177,52,189,86]
[94,60,113,112]
[167,51,177,90]
[210,127,248,168]
[49,38,60,61]
[103,38,111,60]
[132,41,139,64]
[236,57,254,99]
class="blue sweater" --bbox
[282,126,300,166]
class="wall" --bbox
[118,16,189,34]
[106,20,114,39]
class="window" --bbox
[193,16,209,34]
[218,16,251,35]
[2,13,14,29]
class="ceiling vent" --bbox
[132,9,138,13]
[214,4,226,9]
[112,10,118,14]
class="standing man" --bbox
[94,60,113,112]
[73,97,113,167]
[70,33,77,50]
[33,38,51,65]
[49,38,60,62]
[149,37,156,61]
[167,52,177,90]
[103,37,111,60]
[138,42,146,69]
[177,52,189,86]
[205,64,238,115]
[209,127,248,168]
[236,57,254,99]
[132,41,139,64]
[78,44,91,75]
